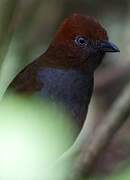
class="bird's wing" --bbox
[7,61,43,95]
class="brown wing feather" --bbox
[8,61,43,95]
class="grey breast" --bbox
[37,68,93,123]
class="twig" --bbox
[94,64,130,92]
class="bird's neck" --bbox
[36,68,94,126]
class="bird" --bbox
[7,13,120,127]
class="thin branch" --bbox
[49,81,130,180]
[94,64,130,92]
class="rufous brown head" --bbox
[46,13,119,72]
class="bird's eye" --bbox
[75,36,88,47]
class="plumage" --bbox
[36,68,93,125]
[7,13,119,126]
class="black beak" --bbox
[97,40,120,53]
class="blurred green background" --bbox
[0,0,130,179]
[0,95,77,180]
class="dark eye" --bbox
[75,36,88,47]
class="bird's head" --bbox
[46,13,119,73]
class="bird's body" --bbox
[7,13,119,126]
[9,56,93,126]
